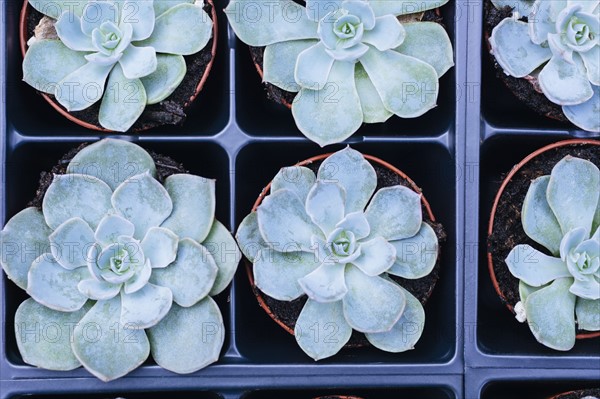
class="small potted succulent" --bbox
[486,0,599,133]
[548,389,600,399]
[225,0,454,146]
[488,139,599,351]
[20,0,217,132]
[0,138,240,381]
[236,147,444,360]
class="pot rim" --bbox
[19,0,218,132]
[487,138,600,340]
[246,151,437,336]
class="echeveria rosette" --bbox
[225,0,454,146]
[236,147,439,359]
[489,0,600,132]
[23,0,213,131]
[504,156,600,351]
[0,139,240,381]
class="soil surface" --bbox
[26,4,215,131]
[483,0,568,123]
[251,158,446,348]
[488,143,599,333]
[549,389,600,399]
[28,143,188,209]
[249,9,445,108]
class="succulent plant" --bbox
[0,139,240,381]
[23,0,213,131]
[236,147,439,359]
[489,0,600,132]
[225,0,454,146]
[505,155,600,350]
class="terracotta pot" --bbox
[246,152,438,336]
[19,0,218,132]
[487,139,600,340]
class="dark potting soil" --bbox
[488,144,599,332]
[26,3,215,132]
[28,143,188,209]
[550,389,600,399]
[483,0,568,123]
[253,158,446,348]
[249,9,444,108]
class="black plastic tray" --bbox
[2,0,598,395]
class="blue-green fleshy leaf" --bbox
[317,147,376,214]
[365,186,422,241]
[49,217,95,270]
[521,176,563,256]
[271,166,317,203]
[342,265,405,333]
[94,214,135,247]
[23,40,89,95]
[298,262,348,302]
[360,48,439,118]
[141,227,178,269]
[120,283,173,329]
[547,156,600,237]
[148,297,224,374]
[0,208,52,290]
[489,18,552,78]
[394,22,454,77]
[99,65,147,132]
[66,138,157,191]
[254,248,320,301]
[236,212,267,263]
[505,244,571,287]
[388,222,438,279]
[306,182,346,235]
[28,0,88,18]
[524,277,576,351]
[150,239,218,307]
[138,4,212,55]
[365,286,425,352]
[161,174,215,243]
[111,171,173,240]
[225,0,318,46]
[43,174,113,231]
[292,61,363,147]
[202,220,242,296]
[27,254,90,312]
[257,189,323,252]
[72,296,150,381]
[294,299,352,360]
[15,299,91,371]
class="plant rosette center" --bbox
[226,0,454,146]
[489,0,600,132]
[504,155,600,351]
[325,228,359,260]
[0,139,240,381]
[555,6,598,52]
[236,147,440,360]
[23,0,214,131]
